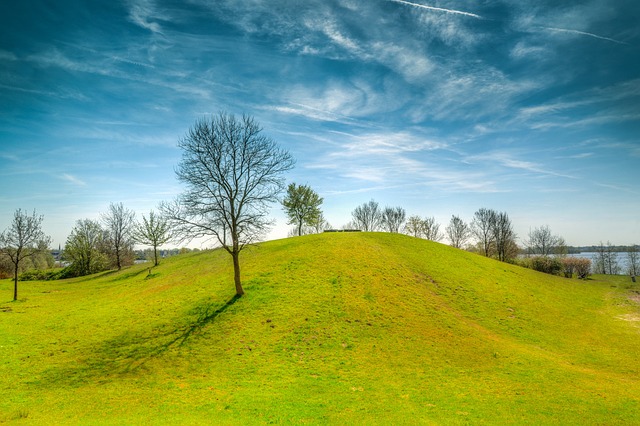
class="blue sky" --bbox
[1,0,639,248]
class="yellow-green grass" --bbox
[1,232,639,424]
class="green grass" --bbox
[1,232,639,424]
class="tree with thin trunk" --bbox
[492,211,517,262]
[101,202,136,270]
[282,183,323,237]
[446,215,470,249]
[627,245,639,276]
[525,225,565,257]
[381,206,406,233]
[161,112,294,296]
[351,200,382,232]
[133,210,173,266]
[405,215,443,241]
[64,219,108,277]
[422,216,443,242]
[0,209,51,301]
[405,215,423,238]
[472,208,497,257]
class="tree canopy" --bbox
[282,183,323,237]
[161,112,294,296]
[0,209,51,300]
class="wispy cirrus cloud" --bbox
[61,173,87,187]
[540,26,628,45]
[127,0,164,34]
[388,0,482,19]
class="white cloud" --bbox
[541,26,627,45]
[61,174,87,187]
[388,0,482,19]
[127,0,164,34]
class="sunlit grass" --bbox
[1,232,639,424]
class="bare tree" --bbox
[525,225,565,257]
[381,206,406,233]
[446,215,470,249]
[605,242,620,275]
[422,216,444,242]
[493,211,517,262]
[593,242,607,274]
[0,209,51,301]
[133,210,173,267]
[282,183,323,237]
[351,200,382,232]
[472,208,497,257]
[404,215,443,241]
[311,213,331,234]
[161,112,294,296]
[405,215,423,238]
[101,202,136,270]
[627,245,639,276]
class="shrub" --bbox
[18,269,64,281]
[560,257,591,279]
[530,256,563,275]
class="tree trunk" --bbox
[298,222,303,237]
[153,244,159,266]
[232,251,244,296]
[13,264,18,301]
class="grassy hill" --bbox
[1,232,639,424]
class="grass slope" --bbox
[1,232,640,424]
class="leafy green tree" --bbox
[161,112,294,296]
[282,183,323,237]
[0,209,51,300]
[133,210,173,266]
[64,219,108,277]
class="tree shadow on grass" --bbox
[40,294,242,387]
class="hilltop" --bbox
[1,232,639,424]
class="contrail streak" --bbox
[389,0,482,19]
[544,27,628,45]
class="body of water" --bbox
[568,252,633,275]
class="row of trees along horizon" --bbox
[2,113,639,301]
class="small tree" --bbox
[405,215,423,238]
[0,209,51,301]
[525,225,565,257]
[161,112,294,296]
[472,208,497,257]
[627,245,639,276]
[282,183,323,237]
[405,215,443,241]
[594,241,620,275]
[64,219,108,277]
[380,206,406,233]
[446,215,470,249]
[101,202,136,270]
[422,216,444,242]
[492,211,517,262]
[133,210,173,266]
[351,200,382,232]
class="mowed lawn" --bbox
[1,233,639,424]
